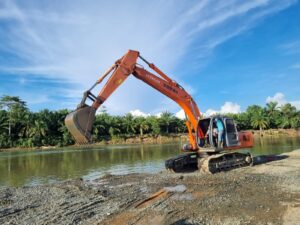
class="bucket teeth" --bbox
[65,106,96,144]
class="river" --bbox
[1,136,300,187]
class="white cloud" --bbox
[23,94,50,105]
[175,109,186,120]
[0,0,296,113]
[155,112,162,118]
[188,0,269,36]
[220,102,241,114]
[266,92,300,109]
[266,92,286,105]
[204,102,241,116]
[204,109,219,117]
[290,101,300,109]
[129,109,150,117]
[280,40,300,55]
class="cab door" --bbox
[196,118,211,147]
[224,118,239,147]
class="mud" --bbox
[1,150,300,225]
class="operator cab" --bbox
[196,116,239,152]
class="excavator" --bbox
[65,50,254,173]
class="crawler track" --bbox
[165,152,253,173]
[198,152,253,173]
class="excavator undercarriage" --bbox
[65,50,254,174]
[165,151,253,174]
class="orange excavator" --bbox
[65,50,253,173]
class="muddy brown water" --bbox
[0,136,300,187]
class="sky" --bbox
[0,0,299,118]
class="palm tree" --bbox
[105,115,122,138]
[19,113,33,138]
[280,116,291,129]
[251,110,269,136]
[280,103,297,128]
[265,102,279,128]
[108,127,121,137]
[246,105,264,129]
[94,114,107,138]
[0,96,29,147]
[0,110,8,133]
[0,110,9,148]
[122,113,136,135]
[29,119,47,145]
[147,116,160,136]
[159,111,173,134]
[139,120,150,137]
[291,115,300,129]
[58,122,74,145]
[246,105,264,116]
[280,103,297,116]
[266,102,278,117]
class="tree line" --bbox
[0,95,299,148]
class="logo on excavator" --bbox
[146,73,160,84]
[163,83,178,94]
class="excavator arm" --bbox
[65,50,204,149]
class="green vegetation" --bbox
[229,102,300,131]
[0,95,300,149]
[0,96,73,148]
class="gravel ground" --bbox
[0,150,300,225]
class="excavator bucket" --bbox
[65,105,96,144]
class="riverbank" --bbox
[252,128,300,137]
[1,129,300,152]
[0,134,189,152]
[0,149,299,225]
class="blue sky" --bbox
[0,0,299,117]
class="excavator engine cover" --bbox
[65,105,96,144]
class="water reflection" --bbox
[0,143,181,187]
[0,136,299,187]
[252,136,300,155]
